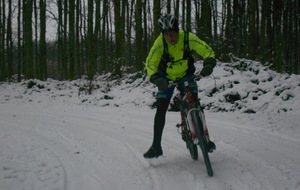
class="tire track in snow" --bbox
[206,113,300,190]
[126,143,161,190]
[1,104,299,190]
[51,109,161,190]
[0,122,66,190]
[51,124,107,190]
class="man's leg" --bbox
[152,98,170,148]
[144,98,170,158]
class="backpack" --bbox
[158,31,195,76]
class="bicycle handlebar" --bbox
[168,75,202,88]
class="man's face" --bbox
[163,31,179,45]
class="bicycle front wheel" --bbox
[182,114,198,160]
[186,137,198,160]
[189,144,198,160]
[191,110,213,176]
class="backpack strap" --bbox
[157,37,171,76]
[183,31,195,74]
[183,31,190,59]
[162,37,172,62]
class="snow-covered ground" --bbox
[1,59,300,190]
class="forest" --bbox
[0,0,299,81]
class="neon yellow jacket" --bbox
[146,30,215,80]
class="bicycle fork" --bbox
[186,108,211,143]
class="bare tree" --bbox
[135,0,143,70]
[247,0,259,60]
[39,0,47,80]
[152,0,161,41]
[199,0,212,42]
[7,0,13,81]
[17,0,22,81]
[69,0,75,79]
[0,0,6,80]
[100,0,108,72]
[113,0,126,75]
[87,0,96,80]
[24,0,34,79]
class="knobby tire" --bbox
[191,110,213,176]
[183,112,198,160]
[188,144,198,160]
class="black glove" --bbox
[150,73,169,91]
[200,57,216,77]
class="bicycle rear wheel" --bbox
[191,110,213,176]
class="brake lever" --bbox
[168,81,176,88]
[195,75,203,81]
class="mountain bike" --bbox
[169,75,215,176]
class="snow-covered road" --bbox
[1,103,299,190]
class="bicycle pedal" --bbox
[176,123,181,128]
[207,141,216,153]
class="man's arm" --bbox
[188,32,215,59]
[145,36,164,78]
[188,33,216,77]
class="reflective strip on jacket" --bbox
[146,29,215,80]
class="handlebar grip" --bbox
[195,75,202,81]
[168,81,175,88]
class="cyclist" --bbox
[144,14,216,158]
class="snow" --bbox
[0,59,300,190]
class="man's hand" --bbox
[150,74,169,91]
[154,78,169,91]
[200,57,216,77]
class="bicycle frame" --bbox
[172,77,204,142]
[171,76,214,176]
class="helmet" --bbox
[158,14,179,34]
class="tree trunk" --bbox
[95,0,101,73]
[24,0,34,79]
[266,0,274,67]
[0,0,6,80]
[113,0,125,75]
[273,0,283,72]
[17,0,22,81]
[175,0,180,19]
[62,0,68,79]
[152,0,161,41]
[7,0,13,81]
[135,0,143,70]
[69,0,75,79]
[87,0,95,80]
[75,0,81,76]
[57,0,62,79]
[247,0,258,60]
[199,0,212,43]
[100,0,108,72]
[186,0,191,31]
[39,0,47,80]
[221,0,232,61]
[181,0,185,30]
[142,1,148,55]
[166,0,171,13]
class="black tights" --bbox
[151,98,170,148]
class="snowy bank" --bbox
[0,59,299,115]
